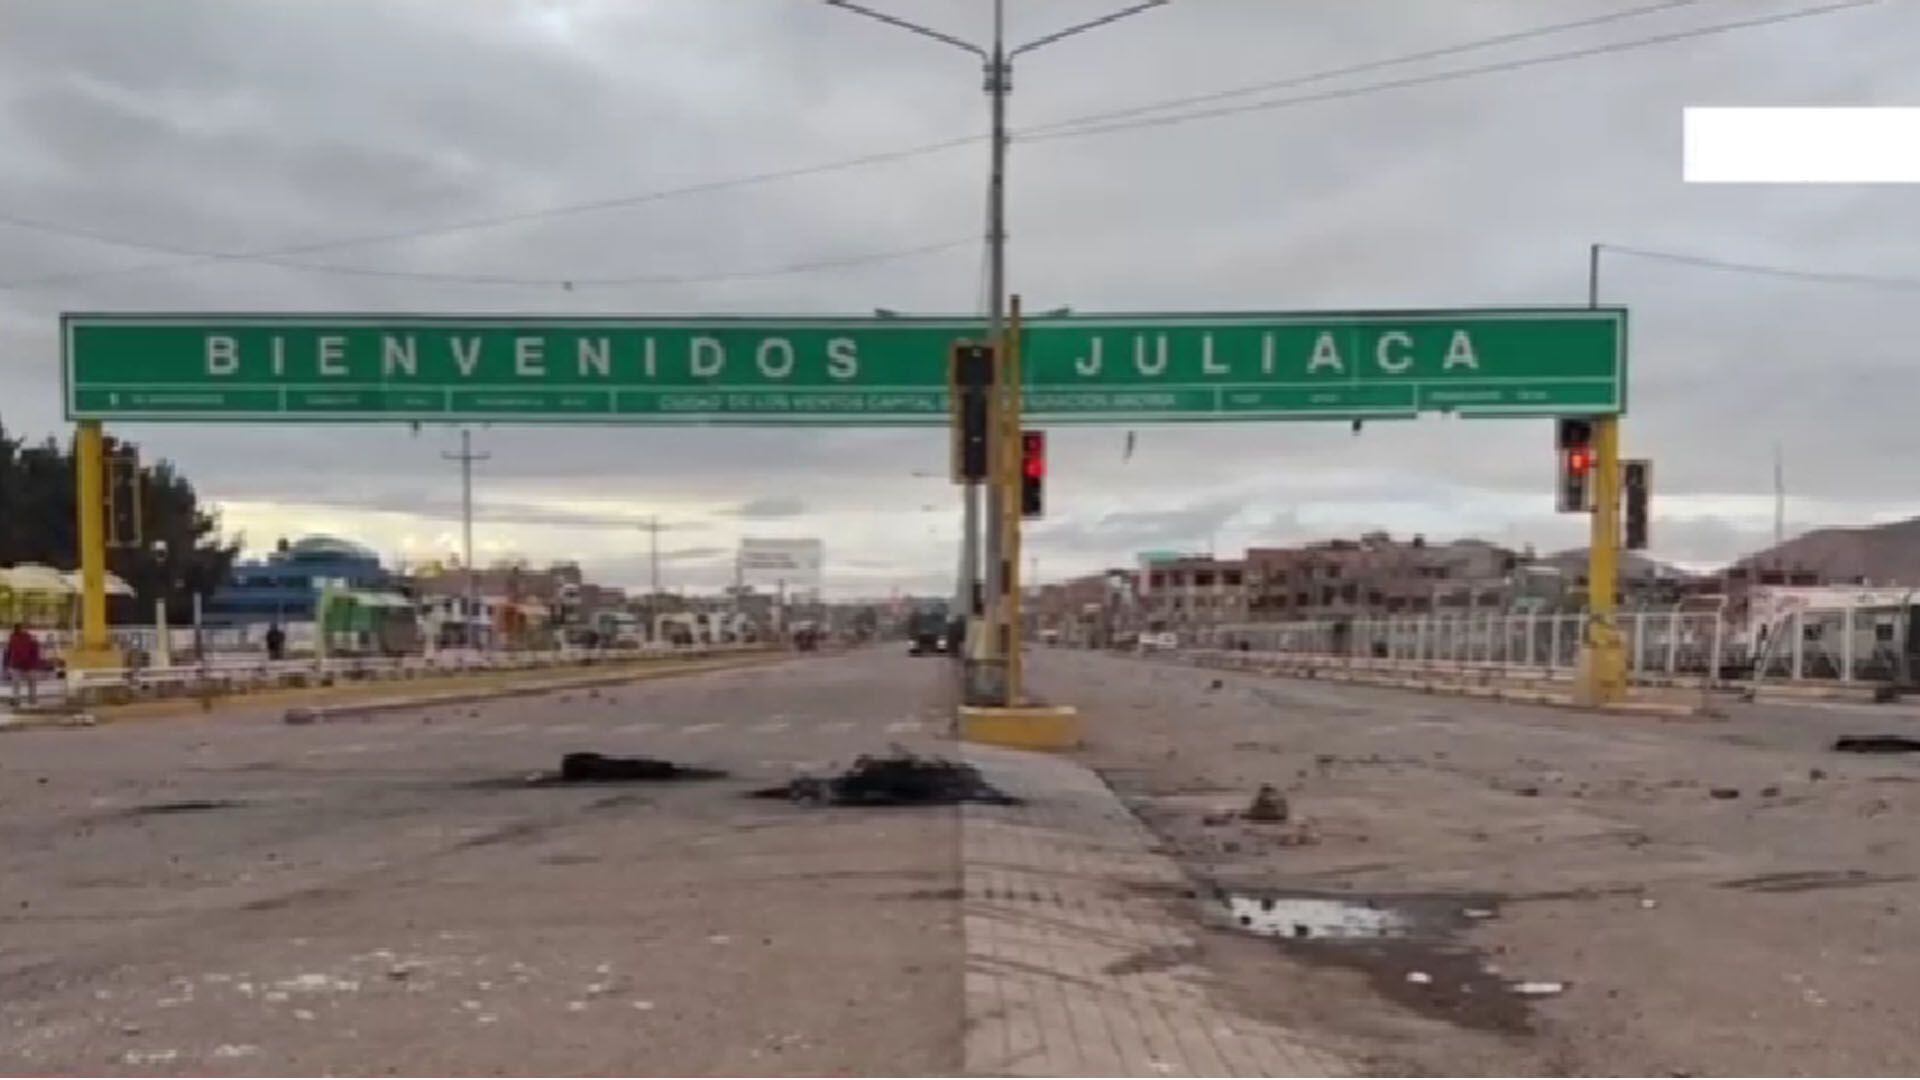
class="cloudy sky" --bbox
[4,0,1918,598]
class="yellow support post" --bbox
[1577,414,1627,706]
[1003,295,1025,705]
[72,421,118,670]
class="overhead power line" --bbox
[0,135,983,291]
[1023,0,1879,144]
[1601,243,1920,291]
[1024,0,1708,138]
[0,208,974,291]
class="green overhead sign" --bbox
[63,309,1625,424]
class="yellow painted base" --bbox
[1573,641,1628,707]
[959,704,1081,751]
[65,647,124,672]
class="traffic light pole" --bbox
[1578,414,1628,706]
[999,295,1027,705]
[975,8,1011,706]
[1579,243,1627,706]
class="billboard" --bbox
[738,539,823,592]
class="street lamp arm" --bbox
[823,0,985,58]
[1010,0,1168,58]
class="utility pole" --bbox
[442,429,490,646]
[826,0,1166,704]
[1773,443,1786,545]
[644,515,662,596]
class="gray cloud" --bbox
[4,0,1918,595]
[730,495,808,519]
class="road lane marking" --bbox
[488,723,527,735]
[618,722,659,735]
[680,722,720,735]
[822,720,855,733]
[885,720,923,734]
[752,720,790,733]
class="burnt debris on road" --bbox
[754,750,1016,806]
[1832,734,1920,754]
[556,751,729,783]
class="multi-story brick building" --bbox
[1138,555,1246,631]
[1244,533,1522,621]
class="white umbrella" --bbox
[59,570,135,597]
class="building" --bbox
[1032,570,1135,646]
[1243,533,1522,621]
[1138,554,1246,631]
[207,535,395,626]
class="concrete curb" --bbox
[0,711,99,733]
[282,654,791,723]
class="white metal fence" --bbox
[1183,605,1910,686]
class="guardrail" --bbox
[43,643,770,708]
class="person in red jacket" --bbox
[5,623,42,707]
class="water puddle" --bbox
[1217,889,1533,1034]
[1227,894,1411,940]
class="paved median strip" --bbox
[959,744,1353,1077]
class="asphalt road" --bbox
[0,649,968,1077]
[16,643,1912,1077]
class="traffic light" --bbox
[950,342,994,482]
[104,440,142,548]
[1555,418,1594,513]
[1020,430,1046,518]
[1623,459,1651,550]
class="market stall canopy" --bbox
[1,564,75,595]
[58,570,135,597]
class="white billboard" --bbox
[738,538,823,592]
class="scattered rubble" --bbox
[1512,980,1567,997]
[752,750,1015,806]
[1832,735,1920,755]
[1244,784,1290,823]
[1405,970,1433,985]
[1709,787,1741,800]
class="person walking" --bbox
[4,623,43,708]
[264,622,287,662]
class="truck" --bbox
[907,603,949,656]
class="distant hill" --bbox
[1538,548,1690,582]
[1728,517,1920,585]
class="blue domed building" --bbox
[206,535,395,625]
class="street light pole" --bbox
[827,0,1166,703]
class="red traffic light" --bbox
[1566,447,1592,474]
[1020,430,1045,518]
